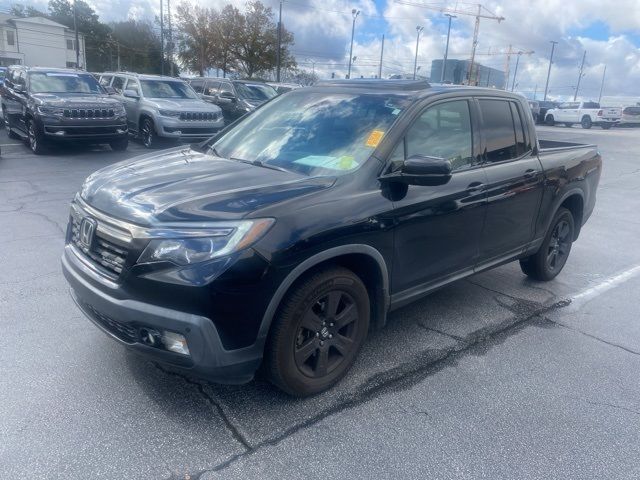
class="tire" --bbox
[581,116,592,129]
[601,124,612,130]
[27,119,47,155]
[4,108,18,139]
[545,115,555,126]
[140,117,159,149]
[520,207,575,281]
[264,266,370,396]
[109,138,129,151]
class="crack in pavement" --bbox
[161,296,575,478]
[415,322,466,342]
[153,364,252,452]
[573,398,640,417]
[544,317,640,357]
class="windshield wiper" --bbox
[230,157,291,173]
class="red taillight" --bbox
[597,110,603,116]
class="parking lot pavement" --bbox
[1,125,639,479]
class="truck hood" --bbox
[80,147,335,224]
[145,98,221,112]
[32,93,122,106]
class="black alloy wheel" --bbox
[27,120,46,155]
[265,267,370,396]
[581,116,592,129]
[520,207,574,281]
[140,118,157,148]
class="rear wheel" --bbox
[27,119,47,155]
[545,115,555,126]
[581,116,592,129]
[265,267,370,396]
[520,207,574,281]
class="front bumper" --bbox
[157,116,224,139]
[39,115,128,141]
[61,245,262,383]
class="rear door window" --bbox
[478,99,521,163]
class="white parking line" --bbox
[0,143,23,146]
[570,264,640,307]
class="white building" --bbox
[0,14,86,69]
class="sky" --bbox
[3,0,640,101]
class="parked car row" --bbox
[544,101,622,129]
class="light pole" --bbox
[598,65,607,103]
[73,0,80,68]
[441,14,455,83]
[573,50,586,101]
[511,51,522,91]
[543,40,557,101]
[276,0,283,82]
[413,25,424,80]
[347,9,360,79]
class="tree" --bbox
[228,1,295,78]
[47,0,112,71]
[10,4,48,17]
[175,3,218,76]
[286,69,319,86]
[110,20,177,75]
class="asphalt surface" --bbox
[1,126,639,479]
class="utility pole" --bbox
[276,0,282,82]
[543,40,557,101]
[441,14,455,83]
[504,44,513,91]
[347,9,360,79]
[573,50,586,101]
[413,25,424,80]
[511,50,526,91]
[73,0,80,68]
[378,34,385,79]
[598,64,607,103]
[117,42,121,71]
[160,0,165,75]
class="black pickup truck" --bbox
[1,66,128,154]
[62,80,601,396]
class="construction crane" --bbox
[394,1,505,85]
[475,46,534,90]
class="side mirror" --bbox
[104,86,117,95]
[123,89,139,99]
[219,91,236,101]
[380,155,452,186]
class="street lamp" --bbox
[347,9,360,79]
[441,14,456,83]
[413,25,424,80]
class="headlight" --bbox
[158,109,181,117]
[37,105,63,116]
[113,105,126,115]
[137,219,274,266]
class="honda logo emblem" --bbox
[78,217,97,249]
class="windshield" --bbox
[247,84,278,100]
[234,82,274,101]
[211,91,408,176]
[140,80,198,99]
[28,72,102,94]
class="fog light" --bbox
[139,328,161,346]
[161,331,190,356]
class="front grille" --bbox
[179,111,219,121]
[70,215,128,277]
[84,302,138,343]
[63,108,115,119]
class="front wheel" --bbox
[520,207,574,281]
[264,267,370,396]
[27,120,47,155]
[545,115,555,126]
[109,138,128,151]
[140,118,159,149]
[581,116,592,129]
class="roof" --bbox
[12,16,70,30]
[102,72,184,81]
[316,79,431,91]
[18,66,90,74]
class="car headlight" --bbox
[137,219,274,266]
[37,105,63,116]
[113,105,126,115]
[158,109,181,118]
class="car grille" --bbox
[179,111,219,121]
[83,301,138,344]
[70,214,128,277]
[63,108,116,118]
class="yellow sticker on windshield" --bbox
[365,130,385,148]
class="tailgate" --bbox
[599,107,622,120]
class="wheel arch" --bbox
[256,245,391,348]
[558,190,584,240]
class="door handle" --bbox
[466,182,484,193]
[524,169,538,179]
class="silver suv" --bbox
[99,72,224,148]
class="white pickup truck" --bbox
[544,101,622,129]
